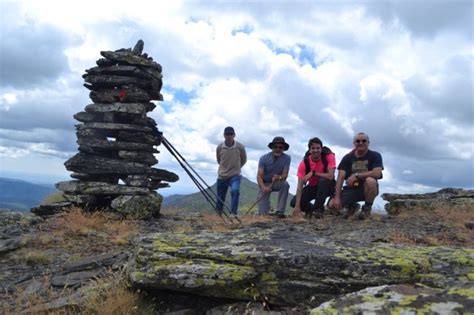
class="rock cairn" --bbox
[51,40,178,219]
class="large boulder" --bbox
[129,224,474,307]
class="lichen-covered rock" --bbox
[382,188,474,215]
[310,284,474,314]
[111,194,162,219]
[129,225,474,307]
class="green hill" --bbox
[0,177,55,211]
[162,176,294,214]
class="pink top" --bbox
[296,153,336,186]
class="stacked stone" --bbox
[55,40,178,219]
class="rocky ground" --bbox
[1,197,473,314]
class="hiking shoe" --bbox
[313,209,324,219]
[314,207,324,219]
[358,205,372,220]
[342,203,360,219]
[276,212,286,219]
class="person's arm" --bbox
[330,169,346,210]
[240,144,247,167]
[257,167,272,193]
[352,152,383,181]
[280,168,290,181]
[278,155,291,182]
[216,145,221,164]
[293,177,305,216]
[314,167,335,180]
[356,167,382,180]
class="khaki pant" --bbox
[257,181,290,215]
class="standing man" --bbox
[216,126,247,215]
[293,137,336,219]
[256,137,291,218]
[331,132,383,220]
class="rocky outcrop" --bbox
[0,210,41,253]
[382,188,474,215]
[311,284,474,314]
[50,40,178,218]
[130,223,474,308]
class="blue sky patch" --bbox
[231,24,254,35]
[263,40,318,68]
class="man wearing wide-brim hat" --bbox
[256,136,291,217]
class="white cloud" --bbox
[0,0,472,203]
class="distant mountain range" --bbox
[0,177,55,212]
[162,176,294,213]
[0,176,293,214]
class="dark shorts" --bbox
[341,181,379,206]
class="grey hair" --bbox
[354,132,370,142]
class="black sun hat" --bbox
[268,136,289,151]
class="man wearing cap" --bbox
[216,126,247,215]
[256,137,291,218]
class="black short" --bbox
[341,182,379,206]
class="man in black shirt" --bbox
[330,132,383,219]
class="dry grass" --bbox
[3,272,155,315]
[197,212,273,232]
[52,207,139,245]
[83,272,155,315]
[389,232,418,245]
[24,250,52,265]
[396,204,474,246]
[41,190,67,205]
[3,276,75,315]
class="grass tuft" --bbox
[83,271,155,315]
[41,190,67,205]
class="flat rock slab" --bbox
[149,168,179,182]
[56,180,150,195]
[130,224,474,307]
[77,138,157,152]
[76,122,152,133]
[101,50,162,71]
[31,202,74,216]
[51,270,102,288]
[0,236,26,254]
[85,102,149,115]
[85,65,161,80]
[382,188,474,215]
[65,153,150,175]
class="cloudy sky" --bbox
[0,0,473,206]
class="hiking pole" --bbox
[243,181,275,216]
[162,137,242,224]
[161,137,225,216]
[161,136,240,224]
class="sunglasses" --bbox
[224,133,234,136]
[355,139,368,144]
[273,145,284,150]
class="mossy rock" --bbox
[111,194,162,219]
[311,284,474,314]
[130,226,474,307]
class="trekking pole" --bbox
[161,136,241,224]
[163,137,242,224]
[243,181,275,216]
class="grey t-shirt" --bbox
[258,152,291,183]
